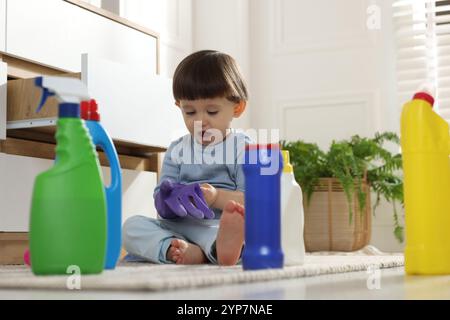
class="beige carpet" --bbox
[0,246,403,291]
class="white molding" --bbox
[271,0,376,56]
[277,92,378,143]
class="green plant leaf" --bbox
[394,226,404,243]
[282,131,404,243]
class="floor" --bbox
[1,267,449,300]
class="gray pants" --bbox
[123,215,220,264]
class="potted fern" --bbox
[282,132,403,251]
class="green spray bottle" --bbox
[29,76,107,275]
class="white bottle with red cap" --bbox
[281,150,305,265]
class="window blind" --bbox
[393,0,450,121]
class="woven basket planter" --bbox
[303,178,372,252]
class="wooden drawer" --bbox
[0,233,28,265]
[7,73,79,124]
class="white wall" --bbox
[192,0,251,130]
[251,0,377,144]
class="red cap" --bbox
[413,92,434,107]
[80,99,100,121]
[245,143,280,151]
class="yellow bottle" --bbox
[401,91,450,275]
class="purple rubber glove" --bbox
[154,180,186,219]
[165,183,215,219]
[154,180,215,219]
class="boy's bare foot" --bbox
[216,200,245,266]
[166,238,207,265]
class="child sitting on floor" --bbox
[123,50,251,265]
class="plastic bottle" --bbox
[242,143,284,270]
[281,150,305,265]
[29,76,107,275]
[401,89,450,275]
[81,99,122,270]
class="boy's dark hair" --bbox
[173,50,248,104]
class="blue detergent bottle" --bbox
[81,99,122,270]
[242,143,284,270]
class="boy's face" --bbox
[177,97,244,145]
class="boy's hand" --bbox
[157,180,215,219]
[200,183,219,207]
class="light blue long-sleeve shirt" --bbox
[154,130,251,219]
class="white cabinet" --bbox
[6,0,157,73]
[0,154,53,232]
[0,0,5,52]
[0,153,158,232]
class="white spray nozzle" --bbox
[35,76,90,113]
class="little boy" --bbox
[123,50,251,266]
